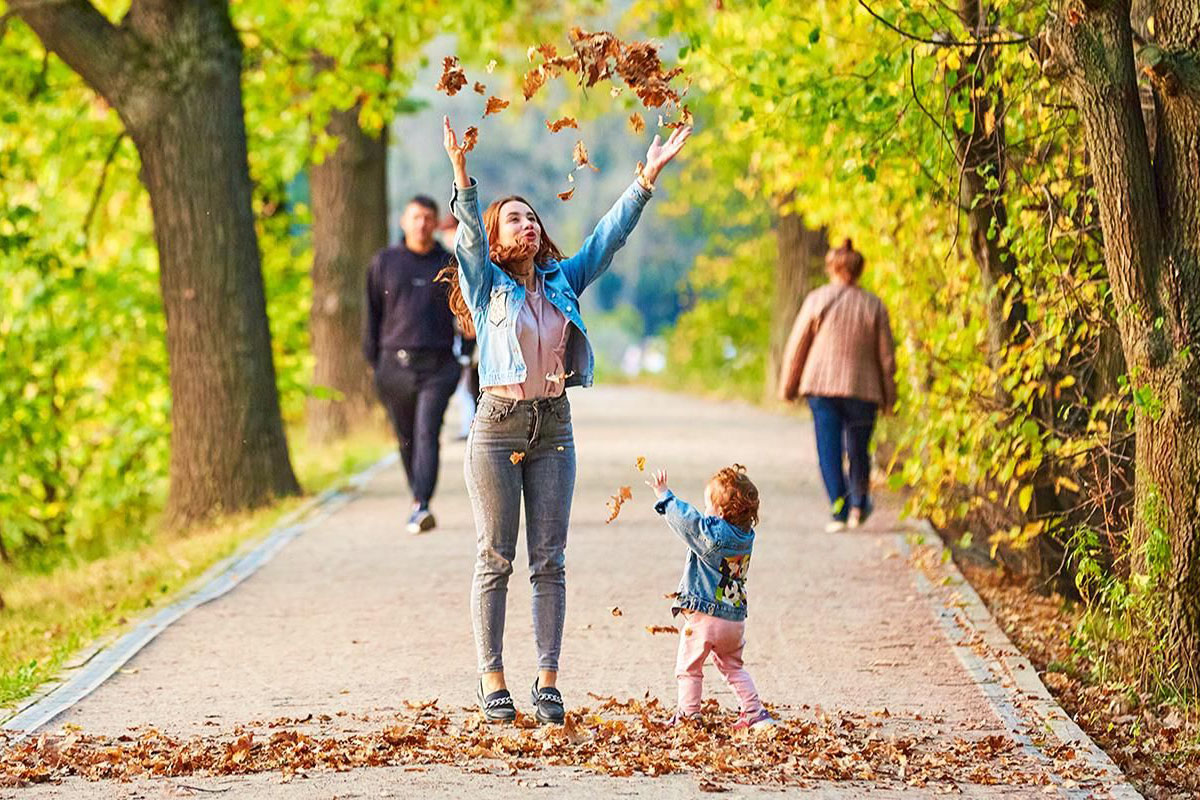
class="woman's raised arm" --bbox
[444,116,492,307]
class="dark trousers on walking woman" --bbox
[374,348,460,507]
[807,395,878,522]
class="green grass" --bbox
[0,424,392,711]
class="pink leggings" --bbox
[675,610,763,715]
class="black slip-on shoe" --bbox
[530,679,565,725]
[477,681,516,722]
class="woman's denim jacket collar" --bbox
[449,178,651,389]
[654,491,754,622]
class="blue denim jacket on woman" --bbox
[449,178,652,389]
[654,491,755,622]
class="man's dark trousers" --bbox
[374,348,460,504]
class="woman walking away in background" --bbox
[441,115,691,724]
[778,239,897,533]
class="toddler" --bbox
[646,464,774,730]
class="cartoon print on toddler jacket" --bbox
[715,554,750,607]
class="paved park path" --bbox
[6,387,1136,798]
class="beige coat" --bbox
[779,283,897,409]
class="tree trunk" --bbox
[766,197,827,398]
[16,0,300,526]
[950,0,1026,357]
[308,107,388,443]
[1045,0,1200,689]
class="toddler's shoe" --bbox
[731,708,775,731]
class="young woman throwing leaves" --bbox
[440,115,690,723]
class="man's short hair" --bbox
[407,195,439,216]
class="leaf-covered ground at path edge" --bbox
[964,565,1200,799]
[0,697,1102,791]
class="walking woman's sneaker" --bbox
[406,506,436,534]
[477,681,516,722]
[824,519,847,533]
[731,708,775,731]
[847,501,874,529]
[530,679,565,724]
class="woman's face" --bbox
[497,200,541,254]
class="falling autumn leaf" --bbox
[486,59,497,73]
[645,625,679,635]
[522,66,548,100]
[473,81,487,95]
[610,606,623,616]
[606,485,633,523]
[546,116,579,133]
[434,56,467,96]
[629,113,646,135]
[510,451,525,465]
[573,140,600,173]
[484,96,510,117]
[557,188,575,202]
[462,126,479,153]
[636,456,646,471]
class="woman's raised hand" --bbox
[443,116,470,188]
[642,125,692,185]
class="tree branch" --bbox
[9,0,141,112]
[858,0,1031,47]
[82,131,128,251]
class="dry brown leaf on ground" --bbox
[461,127,479,153]
[546,116,579,133]
[557,188,575,202]
[610,606,623,617]
[646,625,679,635]
[510,451,525,465]
[435,56,467,96]
[473,81,487,95]
[483,96,510,117]
[629,113,646,135]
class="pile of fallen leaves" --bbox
[964,565,1200,799]
[1,697,1077,791]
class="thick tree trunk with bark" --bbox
[308,107,387,443]
[16,0,300,525]
[766,198,827,398]
[1045,0,1200,689]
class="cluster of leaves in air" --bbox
[0,696,1093,791]
[436,28,691,200]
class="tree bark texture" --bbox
[16,0,301,525]
[766,198,828,399]
[1045,0,1200,688]
[308,107,388,443]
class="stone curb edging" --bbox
[900,521,1141,799]
[1,453,397,741]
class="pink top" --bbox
[486,276,571,400]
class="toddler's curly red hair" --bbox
[708,464,759,531]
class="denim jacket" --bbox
[449,178,652,388]
[654,491,754,622]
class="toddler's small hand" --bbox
[646,468,669,499]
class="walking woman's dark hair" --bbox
[825,238,865,283]
[435,195,565,338]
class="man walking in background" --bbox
[363,196,459,534]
